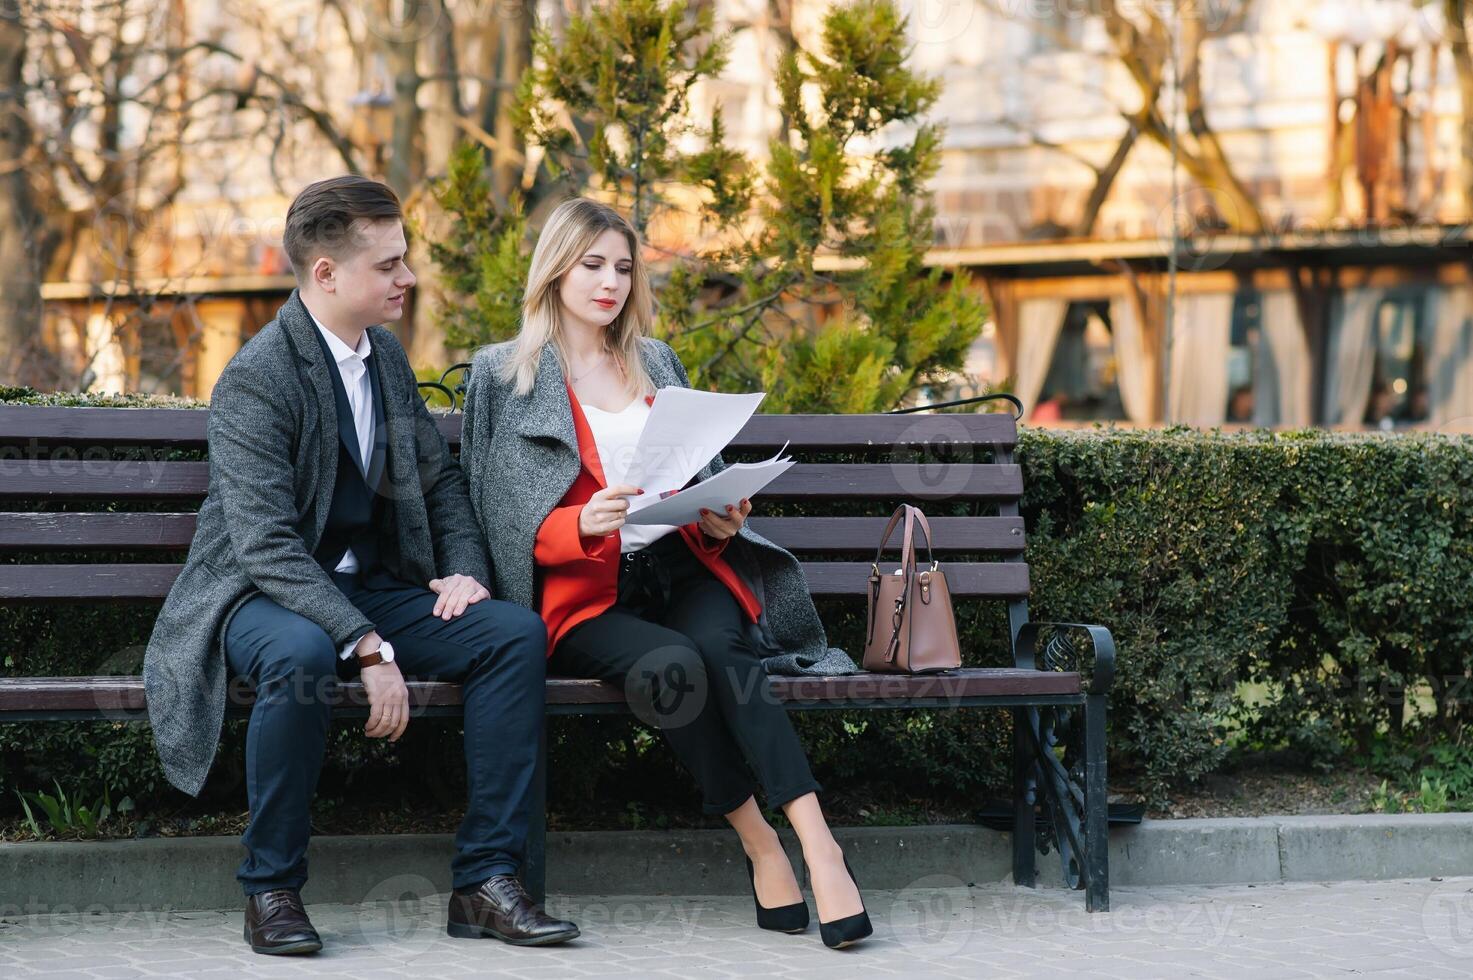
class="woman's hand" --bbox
[427,574,491,620]
[579,483,643,537]
[698,498,751,541]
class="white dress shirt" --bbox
[306,309,388,663]
[580,397,680,553]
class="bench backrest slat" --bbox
[0,461,1023,502]
[0,561,1030,601]
[0,406,1018,452]
[0,513,199,550]
[0,513,1027,554]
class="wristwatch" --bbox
[356,638,396,669]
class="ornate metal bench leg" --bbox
[524,724,548,906]
[1084,692,1109,912]
[1011,706,1037,889]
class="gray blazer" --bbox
[143,291,491,797]
[458,336,857,676]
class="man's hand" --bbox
[428,574,491,620]
[698,498,751,541]
[360,660,409,741]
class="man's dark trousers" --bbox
[223,575,547,897]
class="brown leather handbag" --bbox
[861,504,962,674]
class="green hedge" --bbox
[1023,427,1473,793]
[3,389,1470,819]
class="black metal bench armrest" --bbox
[1013,621,1116,695]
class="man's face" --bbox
[307,219,416,327]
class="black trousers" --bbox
[553,532,821,815]
[223,570,547,896]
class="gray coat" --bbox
[457,336,857,676]
[143,291,491,797]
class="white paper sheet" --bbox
[624,450,795,526]
[619,387,765,498]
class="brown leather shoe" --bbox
[446,874,580,946]
[243,888,322,955]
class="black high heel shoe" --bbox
[745,856,809,933]
[807,855,873,950]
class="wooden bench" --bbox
[0,395,1115,911]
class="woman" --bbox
[459,197,870,949]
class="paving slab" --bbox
[1,877,1469,978]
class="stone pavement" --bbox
[2,876,1470,978]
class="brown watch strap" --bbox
[356,648,384,668]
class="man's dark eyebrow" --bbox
[376,253,403,264]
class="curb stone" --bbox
[1,814,1470,912]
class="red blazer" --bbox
[534,381,762,656]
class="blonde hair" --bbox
[495,197,655,397]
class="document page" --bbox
[624,447,795,526]
[621,387,765,503]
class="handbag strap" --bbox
[904,504,937,571]
[866,507,900,645]
[867,505,912,647]
[867,504,944,651]
[870,504,936,571]
[869,505,943,663]
[870,505,908,567]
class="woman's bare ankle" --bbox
[800,837,843,865]
[740,827,786,861]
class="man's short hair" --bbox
[282,176,403,279]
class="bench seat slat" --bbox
[0,561,1031,601]
[0,513,1027,554]
[0,668,1081,716]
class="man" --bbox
[143,175,578,954]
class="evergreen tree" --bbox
[430,0,985,413]
[513,0,750,235]
[424,145,531,351]
[660,0,984,410]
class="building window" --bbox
[1365,292,1429,428]
[1226,290,1262,423]
[1036,301,1125,422]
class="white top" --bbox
[580,397,680,553]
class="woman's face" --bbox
[558,228,633,332]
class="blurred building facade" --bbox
[37,0,1473,429]
[901,1,1472,430]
